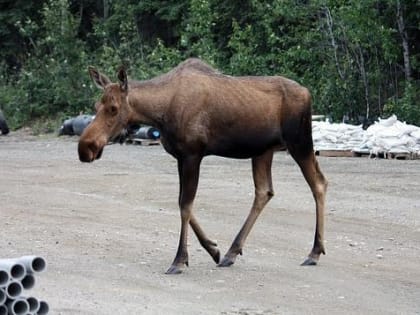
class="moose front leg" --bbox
[219,150,274,267]
[166,156,202,274]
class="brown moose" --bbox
[78,58,328,274]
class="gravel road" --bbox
[1,132,419,314]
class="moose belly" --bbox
[206,128,283,158]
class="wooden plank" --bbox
[312,115,325,121]
[131,138,160,146]
[352,150,371,158]
[387,152,414,160]
[354,151,419,160]
[316,150,355,157]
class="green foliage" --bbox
[2,0,92,128]
[181,0,218,63]
[384,81,420,125]
[0,0,419,129]
[144,39,183,77]
[227,21,263,75]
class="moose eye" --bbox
[109,104,118,116]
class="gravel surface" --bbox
[1,131,419,314]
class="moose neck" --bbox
[127,79,173,129]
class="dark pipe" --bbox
[135,126,160,140]
[0,110,9,135]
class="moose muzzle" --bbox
[78,139,104,162]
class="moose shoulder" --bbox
[78,58,328,274]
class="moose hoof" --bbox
[218,256,235,267]
[211,249,221,264]
[165,264,185,274]
[203,240,220,264]
[301,256,318,266]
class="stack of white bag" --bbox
[355,115,420,155]
[312,121,365,151]
[0,256,49,315]
[312,114,420,156]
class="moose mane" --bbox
[129,58,221,89]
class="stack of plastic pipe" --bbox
[0,256,48,315]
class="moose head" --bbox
[78,67,131,162]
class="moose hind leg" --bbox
[289,147,328,266]
[219,149,274,267]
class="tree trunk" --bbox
[358,47,370,119]
[61,0,66,35]
[79,0,84,30]
[324,7,344,80]
[103,0,109,20]
[396,0,412,81]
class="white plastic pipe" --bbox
[0,287,6,304]
[0,304,7,315]
[21,273,36,290]
[37,300,49,315]
[16,256,47,274]
[0,261,26,280]
[7,298,29,315]
[0,270,8,287]
[25,296,40,313]
[5,281,23,299]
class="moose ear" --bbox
[117,66,128,92]
[88,66,111,90]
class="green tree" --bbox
[0,0,419,128]
[1,0,91,127]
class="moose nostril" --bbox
[78,140,95,162]
[86,142,100,161]
[88,142,98,153]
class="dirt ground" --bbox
[0,131,419,315]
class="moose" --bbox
[78,58,328,274]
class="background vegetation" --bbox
[0,0,419,129]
